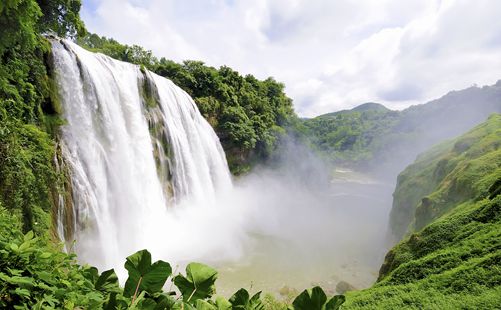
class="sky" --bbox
[81,0,501,117]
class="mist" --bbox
[107,137,395,296]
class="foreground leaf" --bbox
[325,295,345,310]
[124,249,172,297]
[229,288,250,308]
[292,286,327,310]
[229,288,264,310]
[173,262,218,304]
[95,269,120,293]
[215,296,232,310]
[196,299,217,310]
[82,266,99,284]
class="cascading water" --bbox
[51,40,234,271]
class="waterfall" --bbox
[51,40,233,270]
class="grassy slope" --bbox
[343,114,501,309]
[390,114,501,238]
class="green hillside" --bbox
[320,102,390,117]
[390,113,501,238]
[302,85,501,176]
[343,114,501,309]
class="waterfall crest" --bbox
[51,40,232,269]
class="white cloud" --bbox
[81,0,501,117]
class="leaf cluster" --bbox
[0,224,345,310]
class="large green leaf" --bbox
[325,295,345,310]
[104,292,129,310]
[171,301,196,310]
[229,288,250,308]
[173,262,218,304]
[215,296,232,310]
[82,266,99,284]
[137,298,157,310]
[153,293,177,310]
[229,289,264,310]
[248,291,264,310]
[103,292,118,310]
[292,286,327,310]
[196,299,217,310]
[95,269,120,293]
[0,273,34,288]
[23,231,34,241]
[124,249,172,297]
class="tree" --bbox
[36,0,86,38]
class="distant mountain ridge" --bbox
[302,80,501,178]
[318,102,390,117]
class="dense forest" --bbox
[1,0,501,309]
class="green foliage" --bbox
[0,121,56,233]
[229,288,264,310]
[221,105,258,149]
[0,230,346,310]
[290,286,345,310]
[325,295,346,310]
[291,286,327,310]
[174,262,218,304]
[77,33,296,174]
[0,0,41,57]
[95,268,120,293]
[0,0,86,234]
[36,0,86,38]
[0,208,112,309]
[124,249,172,298]
[301,103,400,167]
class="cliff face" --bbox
[343,114,501,309]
